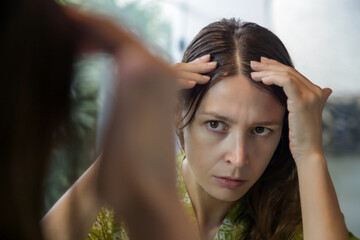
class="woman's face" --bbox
[183,74,285,202]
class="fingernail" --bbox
[207,61,217,67]
[261,56,269,62]
[202,75,210,81]
[250,72,260,81]
[200,54,210,60]
[250,61,259,67]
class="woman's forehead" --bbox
[197,75,285,122]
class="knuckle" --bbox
[315,86,322,95]
[173,63,183,69]
[283,71,293,79]
[261,71,270,76]
[201,62,210,69]
[285,65,294,72]
[311,86,323,99]
[194,73,203,80]
[280,72,293,84]
[306,93,319,105]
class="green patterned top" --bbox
[87,151,359,240]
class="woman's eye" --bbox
[253,127,271,136]
[207,121,227,132]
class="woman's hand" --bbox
[172,54,217,89]
[250,57,350,240]
[250,57,332,162]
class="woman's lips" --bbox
[214,176,247,189]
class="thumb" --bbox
[321,88,332,109]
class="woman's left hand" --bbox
[250,57,332,162]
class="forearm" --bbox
[296,153,348,240]
[42,157,103,240]
[119,176,197,240]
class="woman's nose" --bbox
[225,134,249,167]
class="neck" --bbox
[182,158,236,239]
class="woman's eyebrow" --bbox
[199,111,282,126]
[198,111,236,123]
[252,121,282,126]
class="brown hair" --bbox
[177,18,301,239]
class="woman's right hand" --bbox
[172,54,217,89]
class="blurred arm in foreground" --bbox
[1,0,195,239]
[43,5,196,240]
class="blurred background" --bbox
[46,0,360,236]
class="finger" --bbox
[252,59,319,94]
[191,54,210,63]
[176,79,196,89]
[176,70,210,84]
[261,57,322,94]
[173,61,217,74]
[251,70,300,88]
[261,56,282,65]
[321,88,332,109]
[251,71,303,100]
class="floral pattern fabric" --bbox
[87,151,359,240]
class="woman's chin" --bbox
[208,188,248,202]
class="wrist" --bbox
[294,151,327,169]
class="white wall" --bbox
[272,0,360,95]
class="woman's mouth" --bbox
[214,176,247,189]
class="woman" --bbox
[45,19,359,240]
[173,19,357,239]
